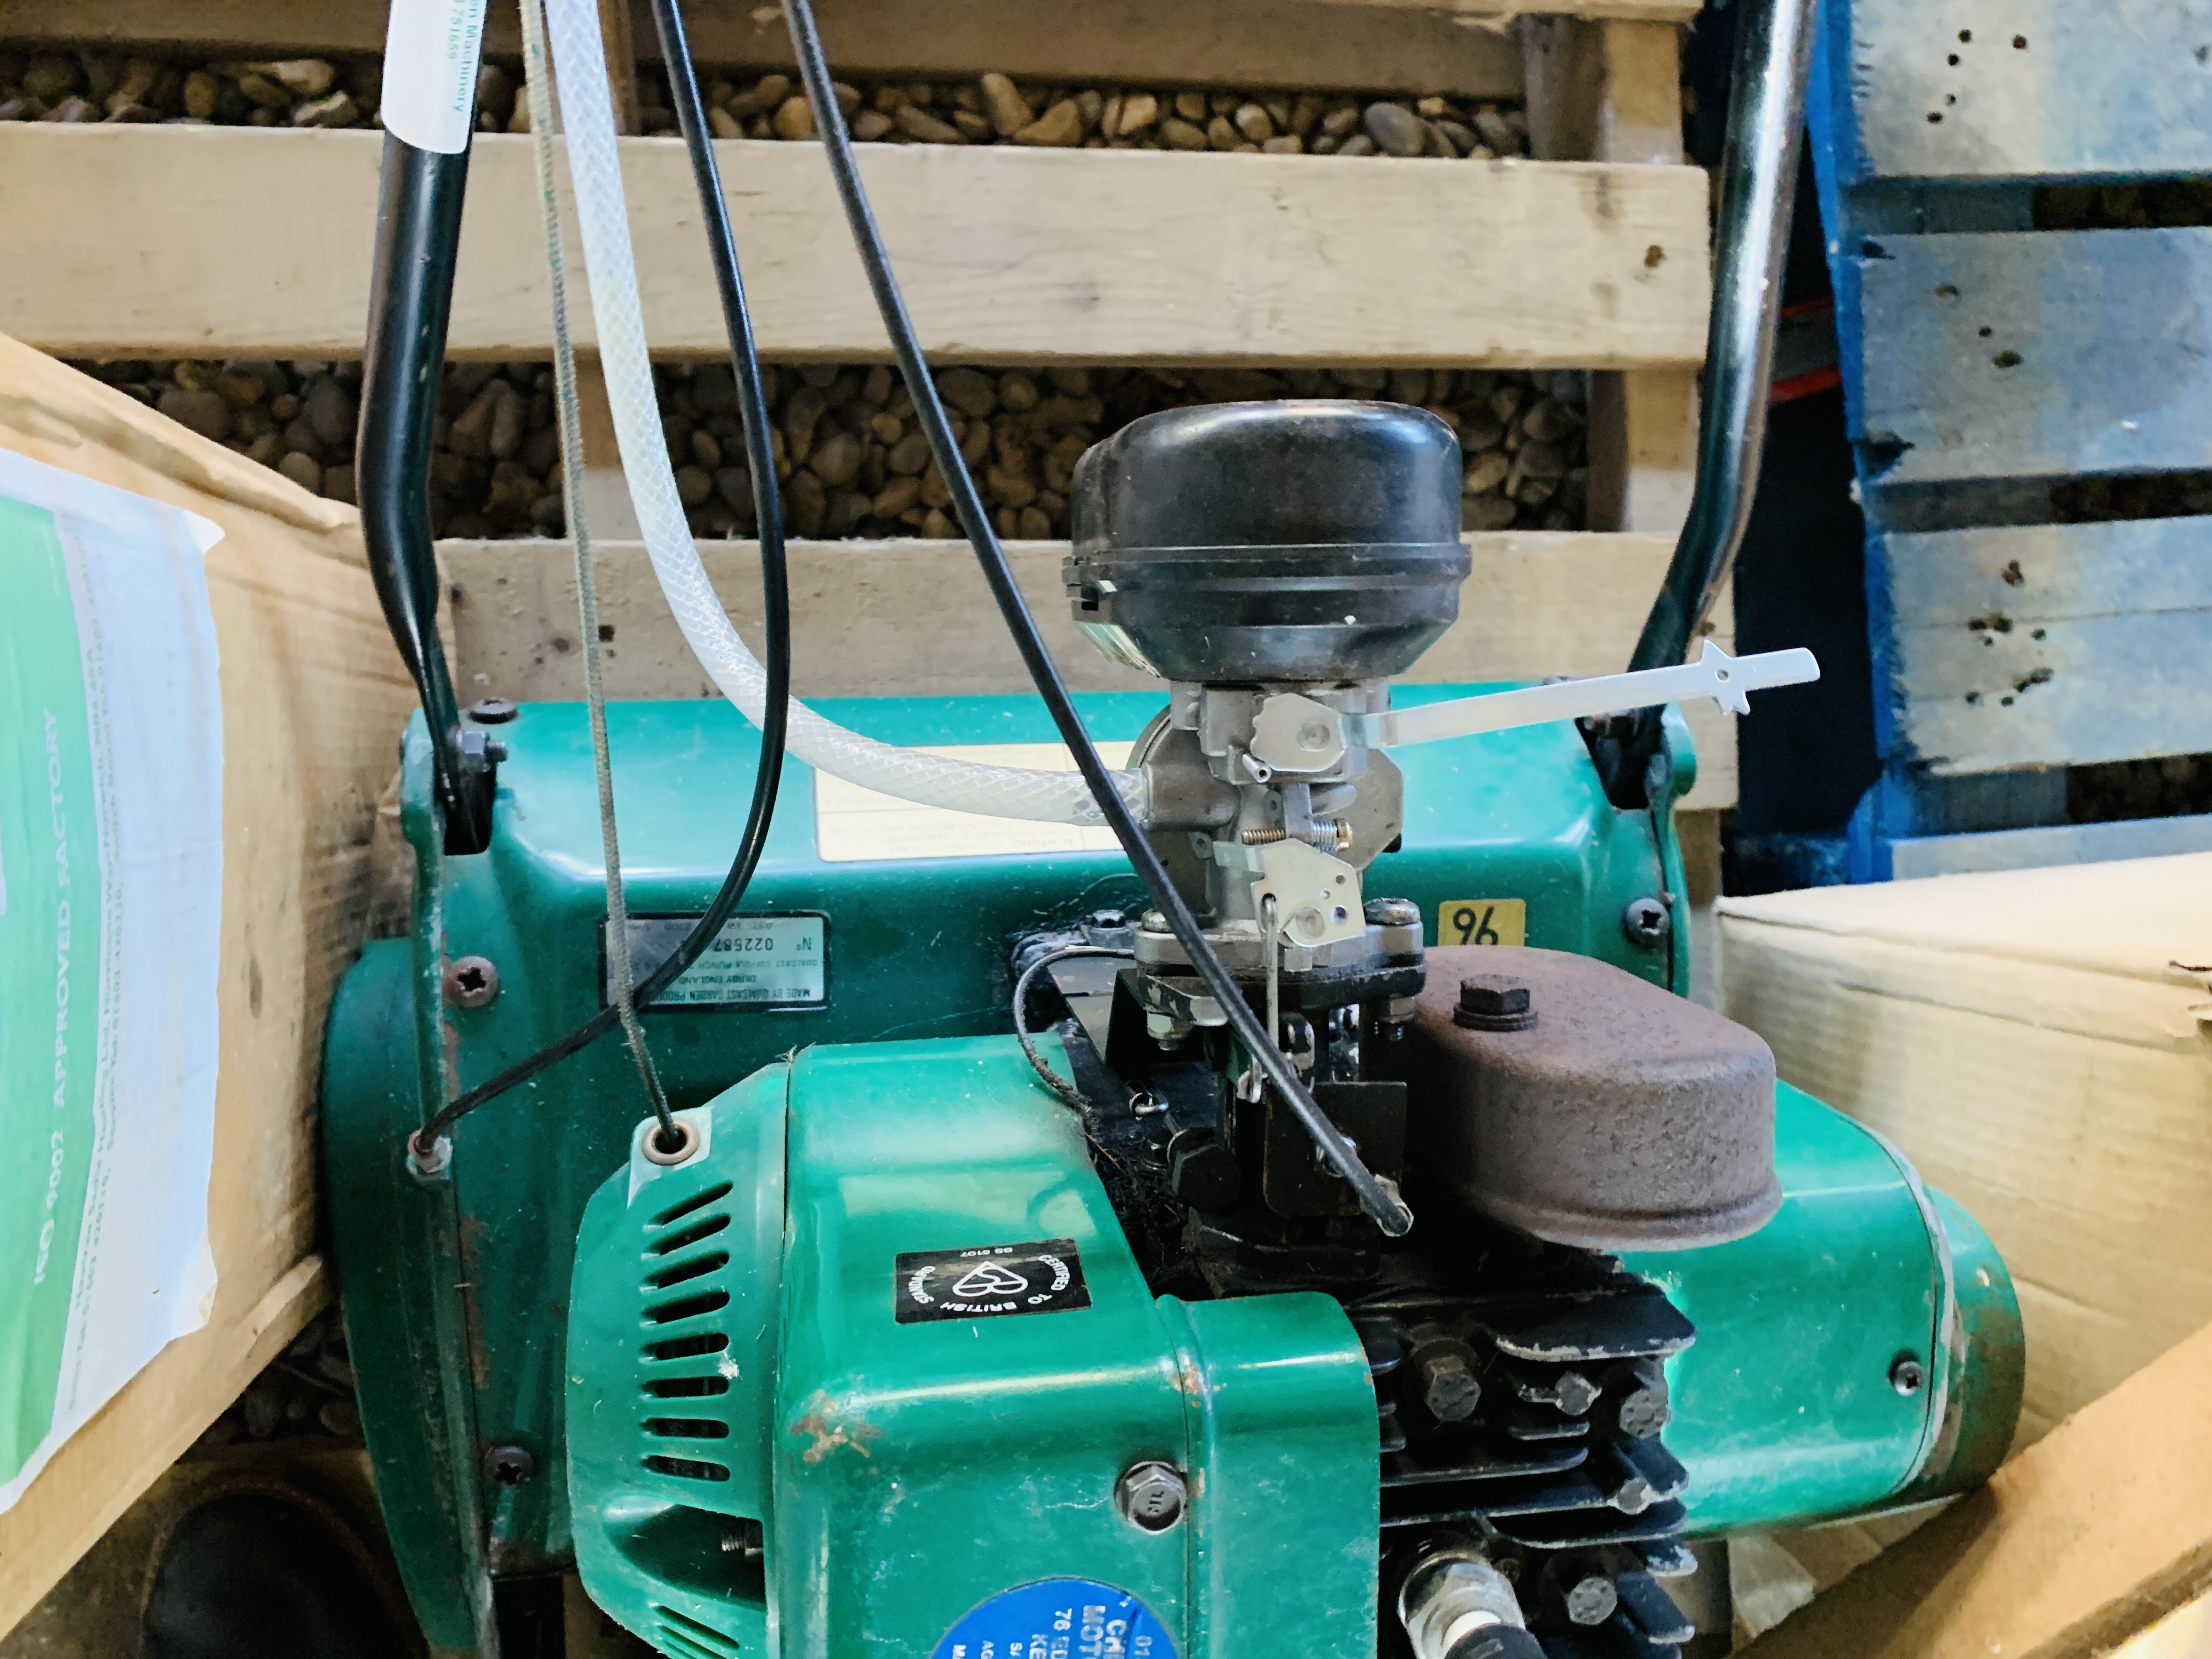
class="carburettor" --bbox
[1066,401,1468,1059]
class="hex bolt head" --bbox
[1612,1358,1673,1438]
[1549,1369,1600,1417]
[483,1444,535,1487]
[1454,975,1537,1032]
[1116,1461,1187,1532]
[1564,1575,1619,1627]
[1891,1353,1927,1396]
[1622,896,1672,949]
[1418,1349,1483,1423]
[444,955,499,1009]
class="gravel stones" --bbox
[637,359,1584,543]
[1364,100,1429,157]
[980,71,1032,136]
[74,352,1582,545]
[0,44,1534,166]
[1015,99,1085,147]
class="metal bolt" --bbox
[1610,1357,1672,1438]
[1891,1353,1926,1396]
[1549,1369,1600,1417]
[467,697,518,724]
[1139,911,1170,934]
[1454,975,1537,1032]
[1115,1461,1187,1532]
[1418,1350,1483,1423]
[1564,1575,1618,1627]
[483,1444,535,1487]
[444,955,499,1009]
[1364,896,1420,927]
[1623,896,1672,949]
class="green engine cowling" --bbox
[563,1035,2020,1658]
[324,691,2023,1656]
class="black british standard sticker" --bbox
[894,1239,1091,1324]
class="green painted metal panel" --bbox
[325,688,2021,1646]
[768,1034,1378,1658]
[1629,1085,1946,1534]
[1157,1295,1379,1659]
[567,1065,787,1658]
[388,689,1671,1575]
[321,937,494,1651]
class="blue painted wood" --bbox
[1802,0,2212,879]
[1827,0,2212,184]
[1882,517,2212,624]
[1856,229,2212,486]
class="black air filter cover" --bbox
[1066,400,1469,684]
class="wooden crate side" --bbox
[439,531,1736,808]
[1523,17,1701,538]
[1830,0,2212,185]
[0,0,1702,91]
[0,125,1712,369]
[1875,518,2212,773]
[0,339,413,1633]
[1718,858,2212,1449]
[1856,229,2212,487]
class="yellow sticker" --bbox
[1437,899,1526,947]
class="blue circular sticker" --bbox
[933,1577,1178,1659]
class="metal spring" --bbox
[1240,822,1354,850]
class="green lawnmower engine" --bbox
[325,404,2022,1659]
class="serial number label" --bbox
[1438,899,1527,947]
[606,913,827,1008]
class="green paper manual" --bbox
[0,450,223,1513]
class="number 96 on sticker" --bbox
[1438,899,1526,947]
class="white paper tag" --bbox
[381,0,490,154]
[0,451,224,1515]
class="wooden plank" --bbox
[1877,518,2212,773]
[1888,815,2212,880]
[0,337,413,1631]
[1857,229,2212,487]
[1828,0,2212,185]
[1884,517,2212,628]
[1743,1317,2212,1659]
[0,0,1699,90]
[438,531,1737,808]
[1717,856,2212,1451]
[0,125,1712,368]
[1522,17,1699,536]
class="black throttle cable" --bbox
[778,0,1412,1235]
[412,0,792,1149]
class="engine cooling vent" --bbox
[635,1178,742,1486]
[567,1073,786,1657]
[654,1602,749,1659]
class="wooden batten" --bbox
[436,532,1736,810]
[0,125,1709,369]
[0,0,1702,95]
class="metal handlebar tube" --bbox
[358,134,496,854]
[1601,0,1819,806]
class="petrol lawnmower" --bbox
[325,0,2024,1653]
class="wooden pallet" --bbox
[0,4,1726,1627]
[1805,0,2212,881]
[0,1,1720,793]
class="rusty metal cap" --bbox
[1455,975,1537,1032]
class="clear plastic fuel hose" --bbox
[541,0,1143,826]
